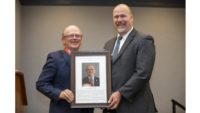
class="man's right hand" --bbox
[59,89,74,103]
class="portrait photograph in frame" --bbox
[70,51,111,108]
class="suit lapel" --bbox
[112,29,137,63]
[61,50,70,65]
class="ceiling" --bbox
[19,0,185,8]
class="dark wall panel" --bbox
[20,0,185,8]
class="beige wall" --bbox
[17,5,185,113]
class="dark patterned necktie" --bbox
[112,36,122,61]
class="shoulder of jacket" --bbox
[135,30,154,41]
[48,50,63,57]
[106,37,116,43]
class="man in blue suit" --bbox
[36,25,93,113]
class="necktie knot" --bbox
[118,36,122,40]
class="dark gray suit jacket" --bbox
[82,76,100,86]
[104,29,157,113]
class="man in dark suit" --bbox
[82,64,100,87]
[36,25,93,113]
[103,4,157,113]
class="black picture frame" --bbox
[70,51,111,108]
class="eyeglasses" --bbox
[64,34,82,39]
[87,69,95,71]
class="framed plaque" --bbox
[70,51,111,108]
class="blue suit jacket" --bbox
[36,50,93,113]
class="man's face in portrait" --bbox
[86,65,96,77]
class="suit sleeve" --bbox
[119,36,156,102]
[36,53,61,102]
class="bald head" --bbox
[62,25,82,38]
[113,4,133,17]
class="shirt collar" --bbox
[117,27,133,40]
[89,76,94,79]
[64,47,71,55]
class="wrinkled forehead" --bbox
[63,26,82,35]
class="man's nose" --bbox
[117,17,123,21]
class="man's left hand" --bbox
[108,91,121,110]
